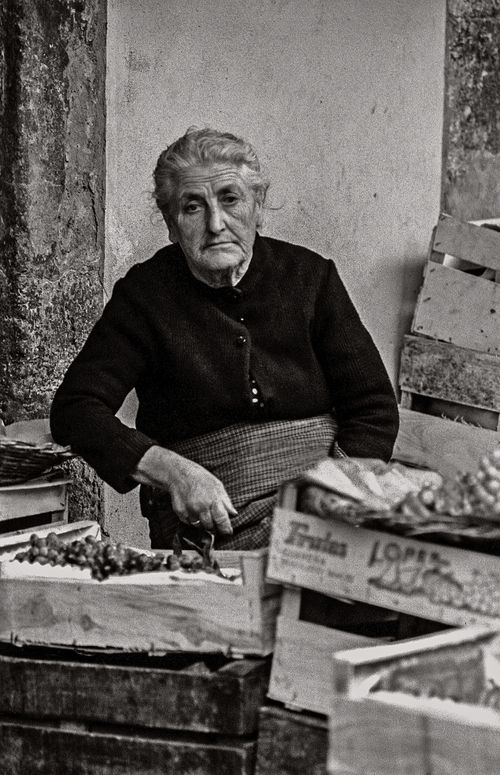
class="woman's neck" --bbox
[189,258,251,288]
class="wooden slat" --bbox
[399,335,500,412]
[332,626,490,702]
[0,539,278,655]
[255,706,328,775]
[428,714,500,775]
[0,479,68,522]
[412,262,500,355]
[268,615,376,715]
[393,407,500,477]
[0,721,256,775]
[269,505,500,631]
[329,697,427,775]
[433,213,500,272]
[279,586,302,619]
[329,694,500,775]
[0,649,269,735]
[0,571,278,655]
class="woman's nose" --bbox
[207,204,225,233]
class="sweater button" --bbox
[236,335,247,347]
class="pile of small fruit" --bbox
[396,448,500,522]
[14,533,212,581]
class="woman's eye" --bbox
[184,202,202,213]
[222,195,239,206]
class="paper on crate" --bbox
[298,457,440,510]
[2,418,54,444]
[0,519,242,584]
[0,559,242,584]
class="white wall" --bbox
[105,0,446,545]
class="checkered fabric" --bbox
[144,414,338,550]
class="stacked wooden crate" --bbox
[0,520,278,774]
[394,213,500,476]
[258,495,399,774]
[0,643,268,775]
[0,419,71,533]
[328,626,500,775]
[255,588,395,775]
[255,704,329,775]
[0,475,69,534]
[266,585,393,715]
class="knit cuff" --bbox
[99,427,157,494]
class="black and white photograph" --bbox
[1,1,500,773]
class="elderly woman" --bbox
[50,127,399,549]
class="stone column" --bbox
[443,0,500,218]
[0,0,106,521]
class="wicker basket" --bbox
[0,437,73,486]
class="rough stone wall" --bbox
[443,0,500,218]
[0,0,106,522]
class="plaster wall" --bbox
[104,0,445,545]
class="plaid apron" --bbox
[141,413,338,550]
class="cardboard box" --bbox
[268,484,500,628]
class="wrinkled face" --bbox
[164,163,263,286]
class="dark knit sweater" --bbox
[50,234,399,492]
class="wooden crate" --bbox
[0,520,281,656]
[267,586,387,715]
[394,214,500,474]
[393,406,500,476]
[0,643,268,775]
[332,625,492,700]
[411,214,500,355]
[328,626,500,775]
[429,212,500,275]
[255,705,328,775]
[268,499,500,630]
[399,334,500,430]
[0,475,69,532]
[1,725,256,775]
[329,694,500,775]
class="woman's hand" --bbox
[132,445,235,535]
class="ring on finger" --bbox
[190,519,202,527]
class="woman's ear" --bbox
[255,201,264,229]
[163,212,179,243]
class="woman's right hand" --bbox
[132,445,235,536]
